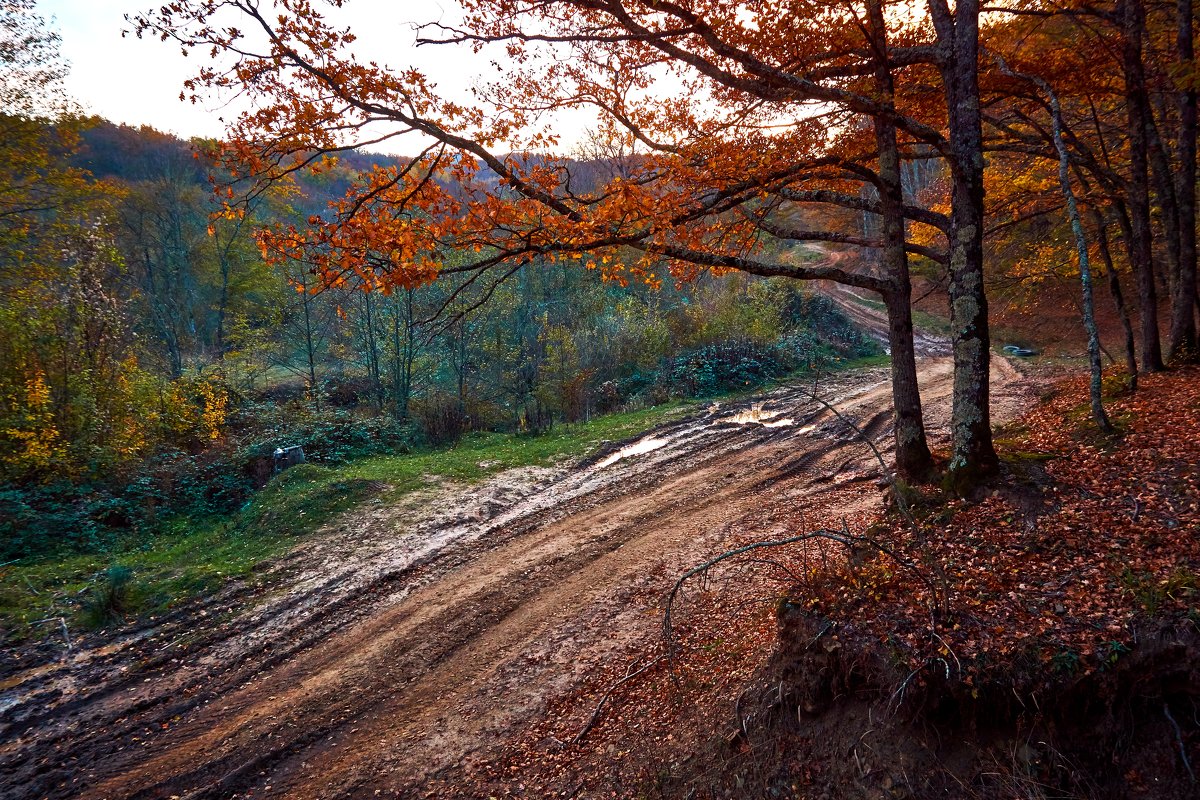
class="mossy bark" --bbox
[931,0,998,481]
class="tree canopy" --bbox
[128,0,1200,484]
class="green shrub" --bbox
[0,404,418,561]
[80,565,134,628]
[412,392,468,445]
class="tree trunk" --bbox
[1122,0,1166,371]
[1043,79,1112,431]
[995,54,1112,427]
[390,289,416,420]
[1170,0,1199,360]
[867,0,933,480]
[1146,113,1182,302]
[930,0,998,481]
[300,277,321,413]
[363,291,384,412]
[1092,207,1140,391]
[883,289,934,478]
[215,252,230,357]
[390,293,403,418]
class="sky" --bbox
[38,0,552,152]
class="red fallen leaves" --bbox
[816,365,1200,679]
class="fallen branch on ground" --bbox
[570,655,666,745]
[1163,702,1196,783]
[662,520,939,663]
[795,380,914,527]
[32,616,72,651]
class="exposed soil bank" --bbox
[723,611,1200,800]
[664,367,1200,800]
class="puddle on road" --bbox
[727,403,795,428]
[594,436,671,469]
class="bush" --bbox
[413,393,468,445]
[0,403,418,561]
[667,342,786,396]
[80,565,134,628]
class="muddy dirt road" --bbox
[0,294,1031,799]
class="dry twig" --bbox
[570,655,665,745]
[1163,702,1197,783]
[32,616,72,651]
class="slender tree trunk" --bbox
[363,291,384,412]
[930,0,998,481]
[387,289,417,420]
[300,278,320,413]
[995,54,1112,426]
[216,258,230,357]
[1122,0,1166,371]
[1092,208,1140,390]
[390,293,404,418]
[1146,114,1182,300]
[1170,0,1199,359]
[456,322,468,412]
[867,0,933,480]
[403,289,417,420]
[1042,78,1112,430]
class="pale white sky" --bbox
[38,0,584,152]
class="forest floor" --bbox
[0,286,1040,799]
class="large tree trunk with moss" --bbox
[930,0,998,481]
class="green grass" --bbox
[0,401,695,641]
[838,352,891,369]
[845,292,886,311]
[912,309,952,335]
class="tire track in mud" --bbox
[0,286,1033,799]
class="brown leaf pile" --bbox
[843,366,1200,682]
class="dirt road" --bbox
[0,293,1030,799]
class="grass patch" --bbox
[910,308,952,336]
[0,401,694,642]
[838,352,891,369]
[837,290,950,338]
[842,292,886,311]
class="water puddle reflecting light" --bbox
[727,403,796,428]
[594,436,671,469]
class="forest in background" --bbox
[9,0,1200,564]
[121,0,1200,493]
